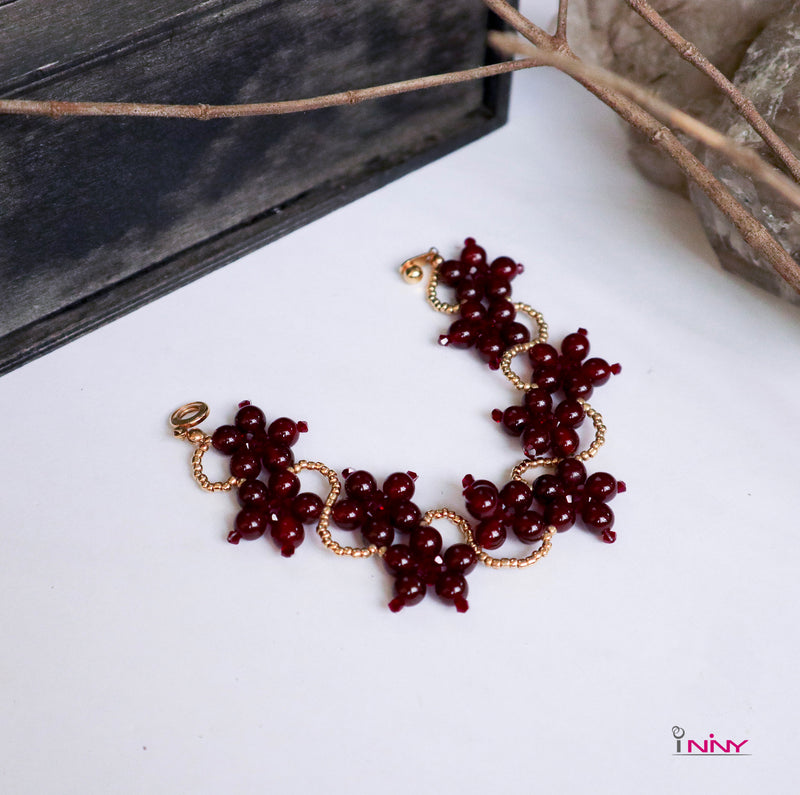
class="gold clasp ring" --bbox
[169,401,210,434]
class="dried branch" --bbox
[556,0,570,43]
[482,0,800,294]
[623,0,800,184]
[0,58,539,119]
[490,33,800,210]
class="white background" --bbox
[2,2,799,792]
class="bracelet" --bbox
[168,238,625,613]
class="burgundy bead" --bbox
[384,544,416,574]
[391,499,421,532]
[384,472,415,502]
[554,399,585,428]
[534,366,561,393]
[447,319,479,349]
[461,238,486,267]
[552,426,580,457]
[490,256,517,280]
[234,509,268,541]
[409,525,443,559]
[500,405,529,436]
[211,425,242,455]
[514,510,546,543]
[582,357,612,385]
[501,322,531,346]
[499,480,533,515]
[237,479,270,511]
[528,342,559,368]
[546,496,576,532]
[602,529,617,544]
[235,404,266,432]
[582,500,615,532]
[362,517,395,548]
[438,259,467,286]
[417,557,447,586]
[344,470,378,501]
[562,372,594,400]
[435,573,469,612]
[389,573,427,612]
[455,279,483,302]
[268,470,300,500]
[443,543,478,574]
[267,417,299,447]
[240,430,269,455]
[523,387,553,415]
[331,498,365,530]
[476,330,505,367]
[475,518,506,549]
[522,425,551,458]
[292,492,324,523]
[561,331,590,361]
[230,452,261,479]
[584,472,619,502]
[487,298,516,325]
[556,458,587,492]
[271,515,305,557]
[532,474,566,504]
[459,300,486,323]
[261,442,294,472]
[465,484,499,519]
[485,275,512,300]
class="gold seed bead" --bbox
[188,436,242,492]
[499,304,549,391]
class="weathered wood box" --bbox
[0,0,514,375]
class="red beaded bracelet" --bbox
[169,238,624,613]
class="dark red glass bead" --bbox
[409,525,443,559]
[500,405,529,436]
[532,474,566,504]
[435,573,469,612]
[237,479,270,511]
[211,425,242,455]
[364,490,389,517]
[556,458,587,492]
[331,498,365,530]
[384,472,415,502]
[389,573,426,612]
[523,387,553,415]
[584,472,619,502]
[475,518,506,549]
[234,509,268,541]
[561,331,590,361]
[443,543,478,574]
[464,478,497,495]
[546,496,576,532]
[438,259,467,286]
[417,557,447,586]
[487,298,516,325]
[292,492,324,523]
[391,499,421,532]
[582,357,612,385]
[554,399,585,428]
[465,484,499,519]
[501,321,531,346]
[534,366,561,393]
[230,452,261,479]
[499,480,533,515]
[261,442,294,472]
[522,425,551,458]
[455,279,483,302]
[476,330,505,367]
[490,256,517,280]
[514,510,546,543]
[362,517,395,548]
[562,372,594,400]
[552,426,580,457]
[618,480,627,493]
[384,543,416,574]
[235,404,266,433]
[528,342,559,368]
[447,319,479,349]
[344,470,378,501]
[461,238,486,267]
[271,515,305,557]
[610,363,622,375]
[485,275,512,300]
[602,529,617,544]
[459,300,486,323]
[582,500,615,532]
[267,417,299,447]
[268,470,300,500]
[240,430,269,455]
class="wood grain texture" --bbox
[0,0,514,375]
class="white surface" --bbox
[2,5,800,793]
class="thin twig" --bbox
[0,58,539,119]
[481,0,800,294]
[624,0,800,184]
[555,0,570,43]
[490,33,800,210]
